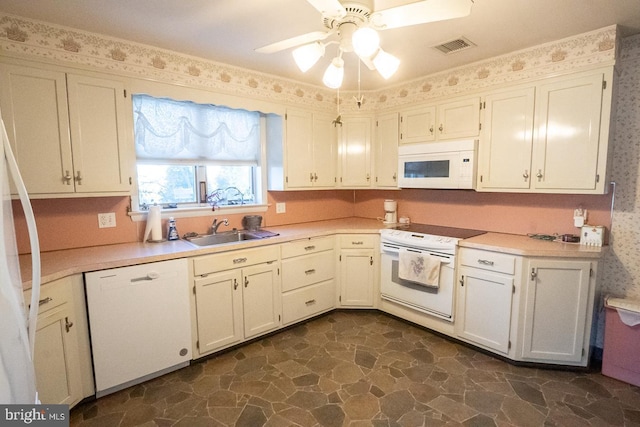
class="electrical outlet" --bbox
[276,202,286,214]
[98,212,116,228]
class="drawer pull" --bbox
[38,297,53,306]
[477,259,495,266]
[305,299,316,306]
[352,241,364,245]
[305,269,316,275]
[304,245,316,251]
[233,257,248,264]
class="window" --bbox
[132,94,263,210]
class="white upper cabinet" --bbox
[374,112,399,188]
[0,61,131,197]
[477,87,536,190]
[400,96,480,144]
[478,68,614,194]
[532,72,609,192]
[338,115,373,188]
[399,105,436,143]
[66,74,131,193]
[268,109,337,190]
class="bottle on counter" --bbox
[167,217,179,241]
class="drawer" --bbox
[281,250,335,292]
[339,234,377,249]
[459,247,516,275]
[281,236,335,259]
[24,277,72,314]
[282,280,335,325]
[193,246,277,275]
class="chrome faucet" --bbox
[211,218,229,234]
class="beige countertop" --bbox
[20,217,384,289]
[460,232,606,258]
[20,217,607,289]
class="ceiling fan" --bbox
[256,0,474,88]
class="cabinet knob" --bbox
[310,172,314,182]
[233,278,238,290]
[63,170,73,185]
[536,169,543,179]
[523,170,529,181]
[244,276,249,288]
[429,126,434,134]
[439,124,444,132]
[314,173,318,182]
[65,317,74,333]
[392,172,397,181]
[75,170,82,185]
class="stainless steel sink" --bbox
[185,230,261,247]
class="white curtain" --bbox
[133,95,260,162]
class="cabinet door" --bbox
[312,113,337,188]
[375,112,399,188]
[437,97,480,140]
[194,270,243,354]
[456,266,514,354]
[400,106,435,144]
[521,259,591,363]
[285,109,314,188]
[0,64,74,194]
[34,304,82,405]
[478,88,535,190]
[532,74,604,191]
[67,74,131,193]
[338,116,372,187]
[242,263,281,339]
[339,250,375,307]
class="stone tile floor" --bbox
[70,311,640,427]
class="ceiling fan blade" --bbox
[371,0,473,30]
[255,31,330,54]
[305,0,347,19]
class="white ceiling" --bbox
[2,0,640,90]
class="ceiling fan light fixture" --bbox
[292,42,326,72]
[373,49,400,79]
[352,26,379,58]
[322,56,345,88]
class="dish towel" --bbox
[398,249,441,288]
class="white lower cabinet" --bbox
[191,246,281,358]
[456,246,597,366]
[281,236,336,324]
[338,234,378,307]
[25,274,93,407]
[456,248,519,354]
[519,258,594,364]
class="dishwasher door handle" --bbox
[130,271,160,282]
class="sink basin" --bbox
[185,231,261,247]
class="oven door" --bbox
[380,242,455,321]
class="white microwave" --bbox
[397,139,478,189]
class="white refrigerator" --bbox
[0,115,42,404]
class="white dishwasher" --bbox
[85,258,192,397]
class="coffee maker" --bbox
[383,199,397,224]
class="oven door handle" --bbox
[382,244,453,264]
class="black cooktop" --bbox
[392,223,486,240]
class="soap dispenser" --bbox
[167,217,179,241]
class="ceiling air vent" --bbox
[433,37,475,54]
